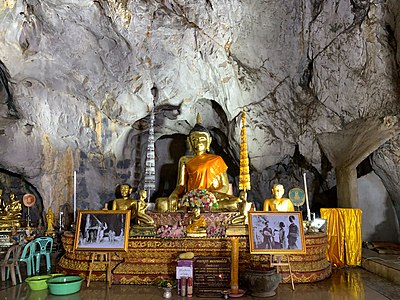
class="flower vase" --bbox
[162,287,173,299]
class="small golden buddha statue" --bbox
[226,191,252,236]
[46,207,55,232]
[112,184,135,211]
[231,191,253,225]
[263,184,294,212]
[112,185,155,231]
[112,184,137,222]
[1,193,23,225]
[157,114,239,212]
[186,207,207,237]
[136,190,154,226]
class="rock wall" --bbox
[0,0,399,239]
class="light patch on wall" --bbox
[1,0,16,11]
[95,110,103,148]
[358,172,400,243]
[107,0,132,28]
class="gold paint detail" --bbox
[59,232,331,284]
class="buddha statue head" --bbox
[272,184,285,200]
[116,184,133,199]
[139,190,147,202]
[188,114,212,154]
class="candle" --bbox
[230,237,239,294]
[73,170,77,223]
[60,211,63,229]
[303,172,311,221]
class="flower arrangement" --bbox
[207,219,227,237]
[158,279,177,288]
[180,189,217,209]
[156,222,186,239]
[207,226,226,238]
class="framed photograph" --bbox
[74,210,131,252]
[248,211,306,254]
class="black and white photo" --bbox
[74,210,131,252]
[248,211,306,254]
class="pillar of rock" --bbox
[318,116,400,208]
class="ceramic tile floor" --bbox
[1,267,399,300]
[1,250,400,300]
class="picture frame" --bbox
[248,211,306,254]
[74,210,131,252]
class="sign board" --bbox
[194,256,230,288]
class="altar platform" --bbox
[58,231,331,285]
[362,247,400,285]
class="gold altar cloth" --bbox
[320,208,362,267]
[58,231,331,285]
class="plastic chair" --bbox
[0,244,22,285]
[32,237,53,275]
[18,240,35,277]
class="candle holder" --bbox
[221,290,230,299]
[70,222,77,233]
[162,287,173,299]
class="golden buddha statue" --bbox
[231,191,253,225]
[186,207,207,237]
[112,184,135,211]
[226,191,253,236]
[157,115,239,212]
[136,190,154,226]
[46,207,55,232]
[6,193,22,219]
[112,185,155,236]
[0,192,23,227]
[263,184,294,212]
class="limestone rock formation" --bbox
[0,0,398,239]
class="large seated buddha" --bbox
[155,115,240,212]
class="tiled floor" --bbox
[1,267,399,300]
[1,250,400,299]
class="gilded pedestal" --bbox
[58,232,331,285]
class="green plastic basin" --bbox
[46,275,84,295]
[25,275,52,290]
[49,273,65,278]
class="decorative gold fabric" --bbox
[320,208,362,267]
[186,153,227,191]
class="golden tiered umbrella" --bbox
[239,111,251,191]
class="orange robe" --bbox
[186,153,228,191]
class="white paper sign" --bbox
[176,266,193,279]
